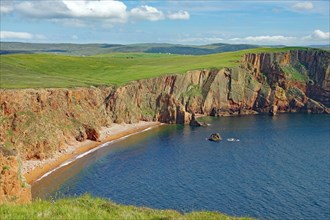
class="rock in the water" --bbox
[269,104,278,116]
[208,133,222,142]
[189,113,207,127]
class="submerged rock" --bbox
[208,133,222,142]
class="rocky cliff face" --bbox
[0,148,31,204]
[243,50,330,107]
[0,49,329,163]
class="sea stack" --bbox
[189,113,207,127]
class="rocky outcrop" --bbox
[189,113,207,127]
[0,49,329,161]
[244,49,330,107]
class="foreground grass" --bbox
[0,195,252,220]
[0,47,307,89]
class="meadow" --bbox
[0,47,305,89]
[0,195,252,220]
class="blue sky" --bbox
[0,0,329,45]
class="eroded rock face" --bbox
[84,125,100,141]
[0,148,31,204]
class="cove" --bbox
[32,114,330,219]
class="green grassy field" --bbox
[0,195,252,220]
[0,47,307,89]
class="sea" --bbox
[32,113,330,219]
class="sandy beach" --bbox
[23,121,161,184]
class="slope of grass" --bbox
[0,195,253,220]
[0,47,308,89]
[281,65,309,82]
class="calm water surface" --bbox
[33,114,330,219]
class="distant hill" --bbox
[308,44,330,51]
[0,42,260,56]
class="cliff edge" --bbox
[0,49,329,203]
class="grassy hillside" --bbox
[0,47,307,89]
[0,42,259,56]
[0,195,252,220]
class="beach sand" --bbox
[23,121,160,184]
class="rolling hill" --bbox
[0,42,260,56]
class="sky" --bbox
[0,0,329,45]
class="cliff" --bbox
[0,49,329,203]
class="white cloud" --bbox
[245,35,296,42]
[0,5,13,14]
[71,35,79,40]
[228,30,329,45]
[303,29,330,41]
[310,29,330,40]
[4,1,189,27]
[177,37,223,43]
[14,0,128,22]
[167,10,190,20]
[15,1,68,19]
[0,31,47,40]
[292,2,314,11]
[35,34,47,40]
[0,31,33,39]
[230,35,296,43]
[62,0,127,19]
[130,5,165,21]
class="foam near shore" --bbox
[23,121,160,184]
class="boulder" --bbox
[208,133,222,142]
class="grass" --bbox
[281,65,308,82]
[2,165,10,171]
[0,47,309,89]
[0,195,253,220]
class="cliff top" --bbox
[0,47,321,89]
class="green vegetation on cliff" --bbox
[0,47,308,89]
[0,195,252,220]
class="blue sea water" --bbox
[33,114,330,219]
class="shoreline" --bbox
[24,121,161,185]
